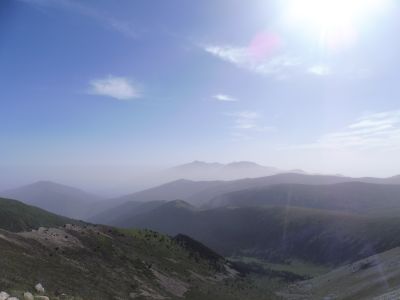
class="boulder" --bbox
[23,292,34,300]
[34,297,49,300]
[129,292,138,298]
[8,298,20,300]
[0,291,9,300]
[34,284,45,294]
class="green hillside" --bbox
[0,197,77,232]
[0,224,282,300]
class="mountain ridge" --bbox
[1,181,104,220]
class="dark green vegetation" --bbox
[230,256,330,278]
[0,197,77,232]
[174,234,225,270]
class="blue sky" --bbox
[1,0,400,181]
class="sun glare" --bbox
[284,0,392,46]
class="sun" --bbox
[283,0,391,46]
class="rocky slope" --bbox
[0,224,245,299]
[279,247,400,299]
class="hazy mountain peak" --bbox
[25,180,88,192]
[224,161,263,168]
[167,161,285,181]
[1,181,103,219]
[388,174,400,183]
[168,178,196,184]
[173,161,224,170]
[288,169,307,174]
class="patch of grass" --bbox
[230,256,331,278]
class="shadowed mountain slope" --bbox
[110,200,400,266]
[88,200,167,225]
[208,182,400,215]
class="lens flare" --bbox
[283,0,392,48]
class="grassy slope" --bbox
[0,197,77,232]
[0,224,284,300]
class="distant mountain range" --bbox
[98,172,400,211]
[3,168,400,221]
[164,160,303,181]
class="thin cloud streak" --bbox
[226,111,275,141]
[288,110,400,151]
[213,94,238,102]
[88,75,140,100]
[204,45,302,78]
[204,44,370,80]
[307,64,331,76]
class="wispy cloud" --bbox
[227,111,260,130]
[88,76,140,100]
[204,45,301,78]
[225,110,275,140]
[213,94,238,102]
[307,64,331,76]
[290,110,400,150]
[19,0,138,38]
[204,44,369,80]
